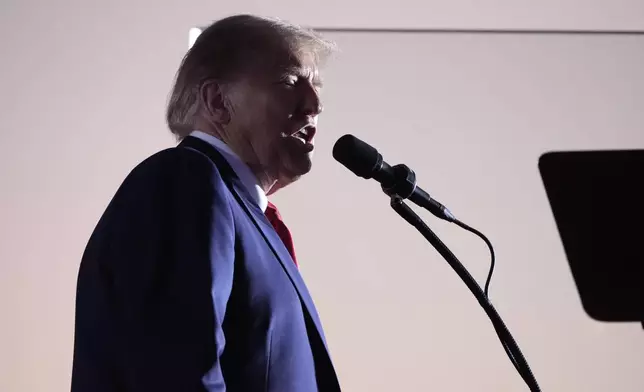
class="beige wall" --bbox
[1,1,644,391]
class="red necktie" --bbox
[265,201,298,266]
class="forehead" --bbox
[256,46,323,85]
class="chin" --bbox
[282,155,313,183]
[298,153,314,174]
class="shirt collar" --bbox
[189,130,268,212]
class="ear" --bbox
[199,80,231,125]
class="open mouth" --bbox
[291,126,316,144]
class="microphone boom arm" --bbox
[389,196,541,391]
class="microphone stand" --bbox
[385,169,541,391]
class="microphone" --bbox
[332,135,542,391]
[332,134,455,222]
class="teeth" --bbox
[292,129,307,143]
[288,127,311,144]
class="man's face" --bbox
[224,47,323,189]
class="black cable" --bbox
[452,219,495,297]
[455,221,540,389]
[390,197,540,391]
[452,219,535,383]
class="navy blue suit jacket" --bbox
[71,136,341,391]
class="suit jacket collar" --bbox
[188,130,268,212]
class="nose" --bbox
[299,84,323,117]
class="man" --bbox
[71,14,341,392]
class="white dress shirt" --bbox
[189,130,268,213]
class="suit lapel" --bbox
[231,185,328,346]
[178,136,329,349]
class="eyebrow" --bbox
[284,65,323,88]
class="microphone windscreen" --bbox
[332,134,382,179]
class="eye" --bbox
[280,76,297,87]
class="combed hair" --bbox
[166,14,337,140]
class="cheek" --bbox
[271,91,298,117]
[266,104,296,134]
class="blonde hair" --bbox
[166,14,336,140]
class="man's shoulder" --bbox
[87,146,234,242]
[114,145,230,200]
[138,145,212,170]
[131,145,223,182]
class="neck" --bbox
[194,126,278,194]
[248,163,279,194]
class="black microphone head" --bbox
[332,134,382,179]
